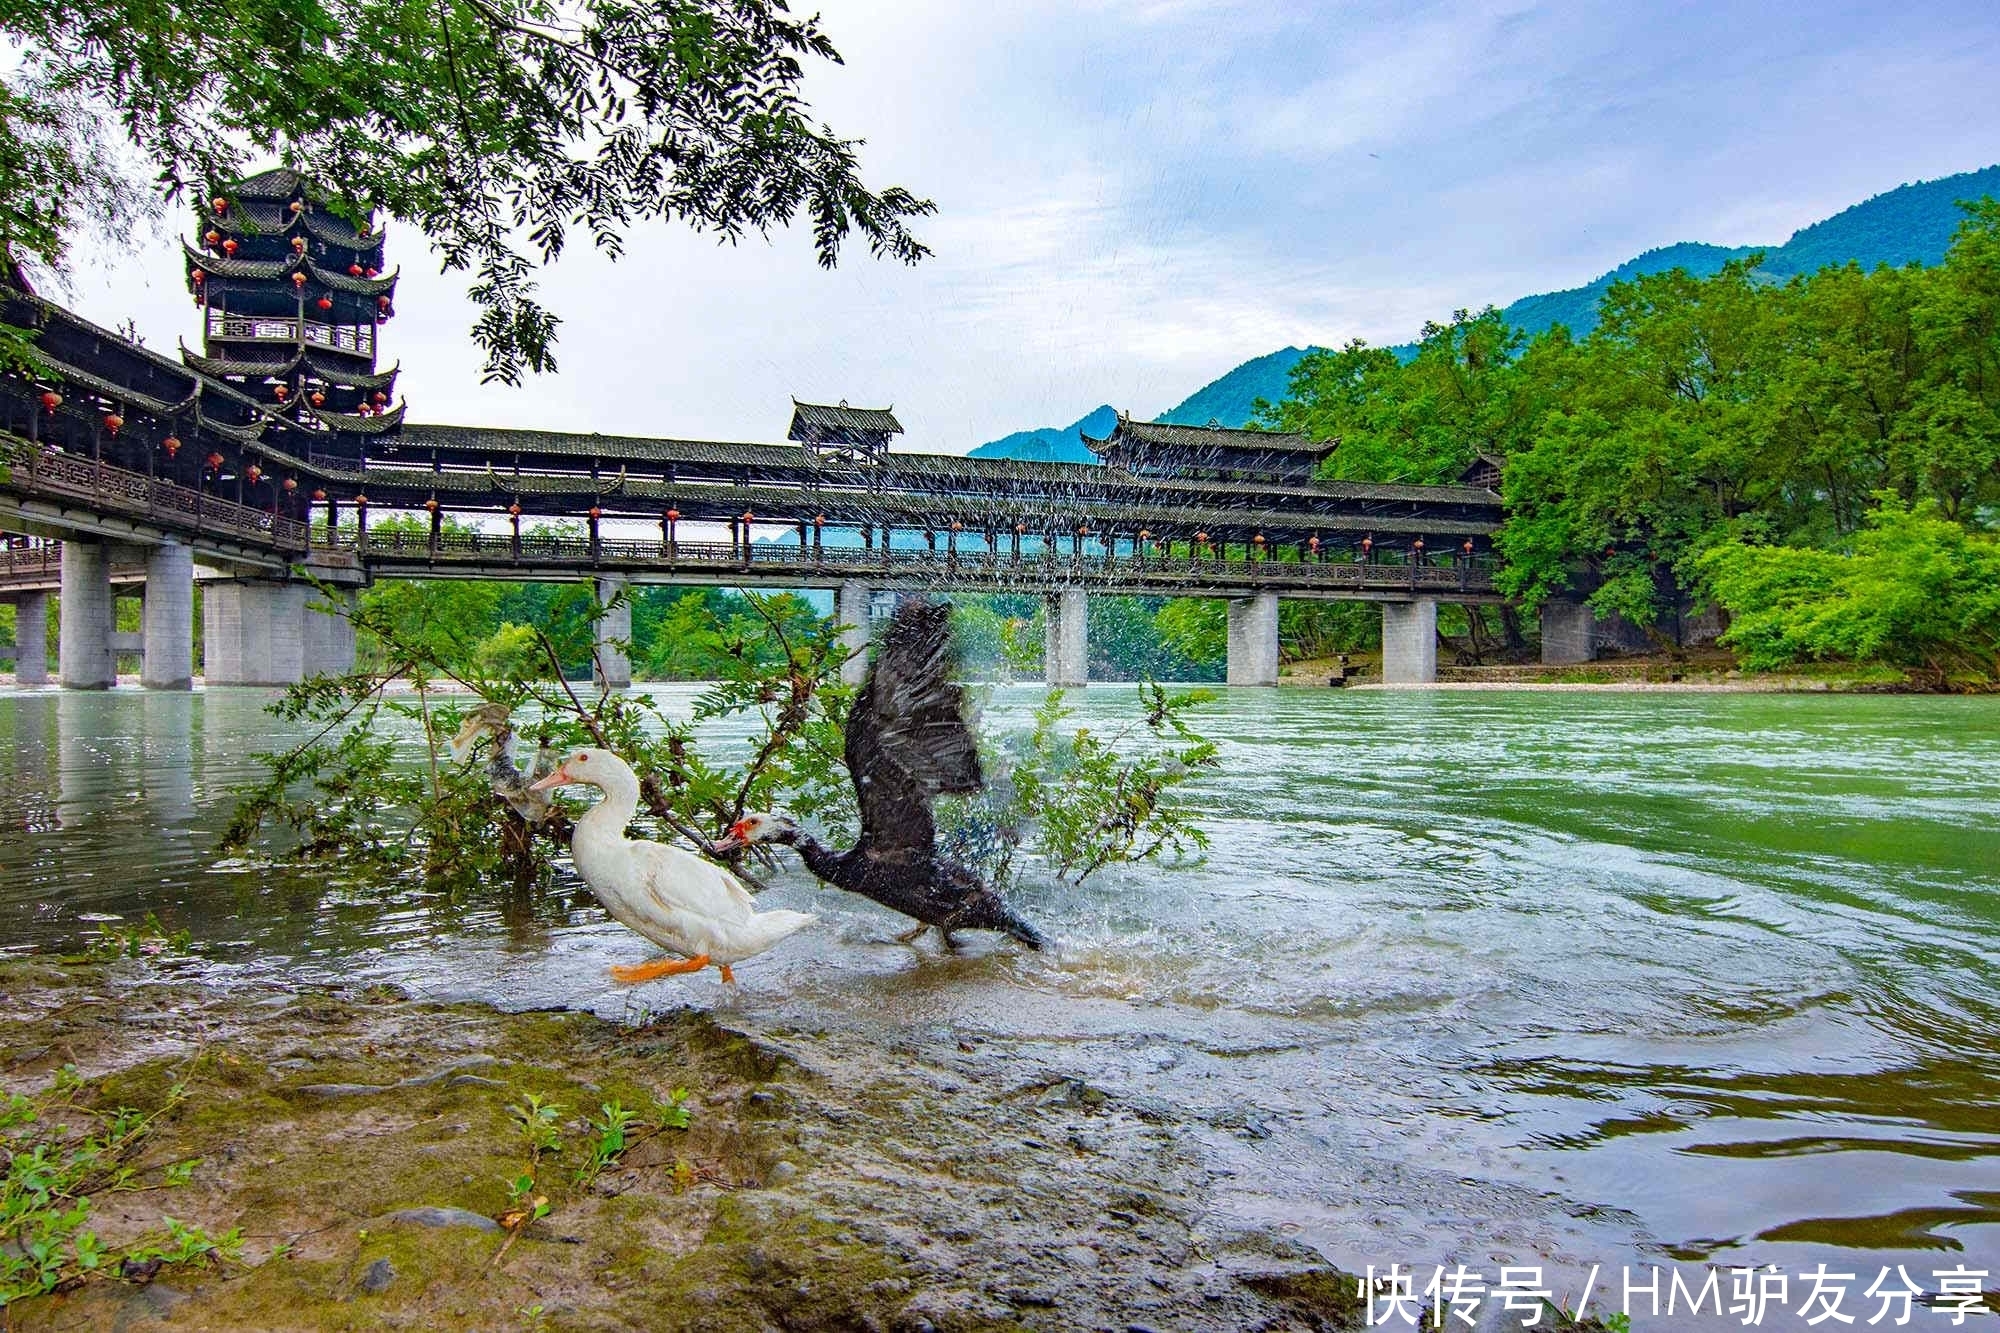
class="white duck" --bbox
[529,747,816,984]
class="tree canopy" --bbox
[0,0,933,381]
[1257,199,2000,679]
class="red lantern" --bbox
[424,498,439,513]
[316,296,333,311]
[288,200,303,214]
[312,489,327,502]
[741,510,754,523]
[814,514,826,527]
[365,266,379,278]
[205,452,224,470]
[221,238,238,256]
[310,391,325,406]
[204,230,221,247]
[1195,531,1209,545]
[508,503,522,518]
[377,296,390,311]
[1414,538,1426,553]
[162,435,181,458]
[589,506,603,520]
[273,384,288,400]
[1252,533,1266,545]
[665,508,680,522]
[1308,535,1320,552]
[103,413,123,435]
[191,269,205,285]
[1462,539,1474,555]
[354,494,368,507]
[245,464,263,484]
[283,477,298,493]
[291,271,306,288]
[1361,536,1374,554]
[1014,522,1026,534]
[290,237,306,254]
[372,391,386,405]
[950,520,963,532]
[39,391,60,413]
[348,264,363,277]
[211,196,227,214]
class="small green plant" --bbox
[572,1101,638,1187]
[84,912,192,960]
[507,1093,563,1161]
[657,1087,693,1131]
[1,1069,239,1312]
[1604,1313,1632,1333]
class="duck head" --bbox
[527,746,627,792]
[448,702,515,763]
[712,812,801,852]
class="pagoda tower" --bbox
[181,168,402,463]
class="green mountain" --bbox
[967,404,1116,464]
[973,164,2000,453]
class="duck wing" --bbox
[847,598,982,863]
[629,839,759,919]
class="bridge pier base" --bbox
[594,576,632,690]
[1226,592,1280,686]
[59,541,116,689]
[203,580,307,685]
[1381,599,1438,685]
[140,540,194,690]
[837,581,872,685]
[13,591,49,685]
[1539,600,1596,665]
[1045,589,1088,688]
[303,587,358,677]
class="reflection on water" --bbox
[2,684,1997,1296]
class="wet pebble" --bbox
[384,1206,501,1233]
[358,1258,396,1294]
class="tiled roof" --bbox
[788,400,904,438]
[1082,412,1328,455]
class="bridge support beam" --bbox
[594,576,631,690]
[1044,589,1088,688]
[1381,599,1438,685]
[59,541,116,689]
[1226,592,1280,686]
[1539,600,1596,665]
[140,540,194,690]
[837,581,872,686]
[303,587,358,677]
[13,591,49,685]
[203,580,307,685]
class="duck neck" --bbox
[783,828,851,886]
[576,766,641,846]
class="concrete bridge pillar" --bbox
[594,575,632,690]
[1381,599,1438,685]
[203,580,307,685]
[140,540,194,690]
[1044,589,1088,688]
[1540,600,1596,665]
[13,591,49,685]
[302,587,358,677]
[1226,592,1280,686]
[837,580,872,685]
[58,540,116,689]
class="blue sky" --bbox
[71,0,2000,452]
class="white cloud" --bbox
[52,0,2000,455]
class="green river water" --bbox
[2,685,1996,1308]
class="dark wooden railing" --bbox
[352,526,1498,595]
[2,444,308,551]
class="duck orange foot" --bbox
[610,954,710,984]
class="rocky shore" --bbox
[2,958,1622,1332]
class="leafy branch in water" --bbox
[221,588,1219,909]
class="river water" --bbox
[3,685,1997,1315]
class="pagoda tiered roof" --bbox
[182,241,398,296]
[176,342,401,392]
[1080,413,1327,456]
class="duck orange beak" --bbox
[527,764,572,792]
[711,819,752,853]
